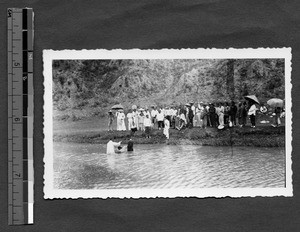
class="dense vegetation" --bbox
[52,59,284,120]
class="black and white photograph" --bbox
[43,48,292,198]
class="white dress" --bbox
[106,140,120,154]
[117,112,126,131]
[163,119,170,139]
[132,111,138,130]
[127,112,133,130]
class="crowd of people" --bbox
[108,101,284,139]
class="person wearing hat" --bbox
[108,110,114,131]
[138,111,145,131]
[260,103,268,115]
[248,101,257,128]
[144,107,151,119]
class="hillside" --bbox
[52,59,284,120]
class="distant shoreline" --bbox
[53,126,285,147]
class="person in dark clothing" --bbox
[230,101,237,126]
[237,102,243,126]
[224,102,230,125]
[241,101,248,127]
[272,107,282,127]
[208,103,216,127]
[188,107,194,128]
[127,139,134,151]
[207,105,211,127]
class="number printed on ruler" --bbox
[7,8,34,226]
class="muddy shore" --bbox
[53,126,285,147]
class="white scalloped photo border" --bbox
[43,48,292,199]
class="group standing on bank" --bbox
[108,100,285,139]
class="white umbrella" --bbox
[244,95,260,104]
[267,98,284,108]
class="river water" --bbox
[53,142,285,189]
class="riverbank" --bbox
[53,126,285,147]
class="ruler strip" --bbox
[7,8,34,225]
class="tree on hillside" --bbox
[211,59,285,102]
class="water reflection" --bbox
[53,142,285,189]
[107,154,116,170]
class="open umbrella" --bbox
[111,104,124,110]
[267,98,284,108]
[244,95,260,104]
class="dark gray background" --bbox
[1,0,300,231]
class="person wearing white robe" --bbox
[156,110,165,130]
[163,117,170,139]
[106,140,121,154]
[127,111,133,130]
[132,110,139,130]
[117,110,126,131]
[144,108,151,117]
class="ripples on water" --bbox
[53,143,285,189]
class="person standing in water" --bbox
[127,139,134,151]
[106,139,121,154]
